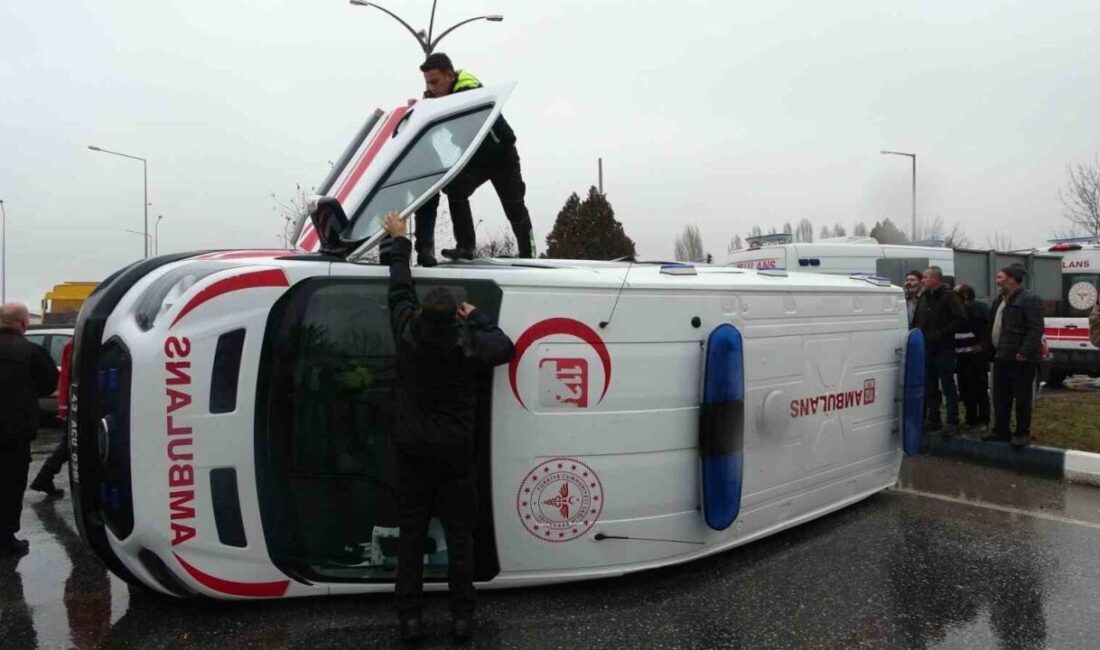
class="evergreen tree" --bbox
[869,218,908,244]
[545,187,636,260]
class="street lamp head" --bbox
[88,145,102,151]
[349,0,371,6]
[487,15,504,22]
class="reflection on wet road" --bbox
[4,434,1100,648]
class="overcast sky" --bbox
[3,0,1100,309]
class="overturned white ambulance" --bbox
[69,84,925,599]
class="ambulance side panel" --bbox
[490,280,905,583]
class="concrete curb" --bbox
[925,435,1100,485]
[1065,450,1100,487]
[926,436,1063,479]
[928,435,1100,486]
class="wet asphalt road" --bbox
[4,432,1100,649]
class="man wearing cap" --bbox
[412,52,535,265]
[0,303,61,557]
[382,212,515,642]
[984,265,1045,447]
[904,270,923,328]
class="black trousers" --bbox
[33,435,68,484]
[992,361,1037,438]
[0,439,32,537]
[956,355,990,426]
[414,145,534,258]
[925,349,960,426]
[394,444,477,618]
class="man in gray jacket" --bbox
[983,266,1045,448]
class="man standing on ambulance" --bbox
[412,53,535,265]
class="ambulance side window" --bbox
[258,276,504,584]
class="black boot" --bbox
[30,477,64,498]
[511,220,535,259]
[441,247,476,261]
[416,240,437,267]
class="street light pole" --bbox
[154,215,164,255]
[349,0,503,55]
[89,145,149,258]
[879,150,917,241]
[125,229,153,252]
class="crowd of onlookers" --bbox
[907,265,1046,448]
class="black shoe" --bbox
[1011,435,1031,448]
[452,615,474,642]
[399,616,423,643]
[0,538,30,558]
[31,477,65,498]
[417,252,438,267]
[981,432,1009,442]
[940,423,959,438]
[441,247,475,261]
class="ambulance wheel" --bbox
[1045,370,1067,388]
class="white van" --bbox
[68,84,924,599]
[1037,240,1100,385]
[728,236,955,280]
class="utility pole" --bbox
[598,158,604,195]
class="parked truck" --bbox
[41,281,98,326]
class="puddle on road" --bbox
[3,459,131,649]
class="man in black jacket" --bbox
[983,265,1045,447]
[382,212,515,642]
[412,53,535,265]
[914,267,967,436]
[0,303,61,557]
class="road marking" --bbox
[891,486,1100,531]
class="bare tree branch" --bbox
[1059,159,1100,238]
[986,232,1015,251]
[674,224,705,262]
[795,219,814,243]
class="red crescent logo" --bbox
[508,318,611,409]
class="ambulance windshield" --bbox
[347,106,493,242]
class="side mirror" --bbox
[308,196,352,256]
